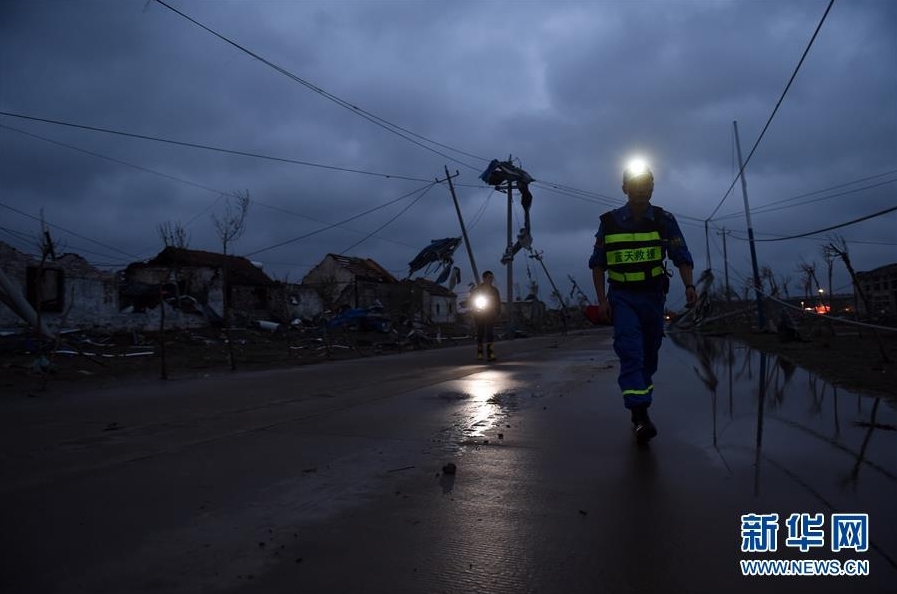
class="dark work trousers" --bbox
[609,288,665,410]
[475,318,495,346]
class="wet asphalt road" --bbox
[0,328,894,594]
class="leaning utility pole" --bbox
[734,121,765,328]
[506,178,513,330]
[529,250,567,333]
[443,166,479,282]
[717,227,731,302]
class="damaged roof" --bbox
[327,254,397,283]
[403,277,456,297]
[137,247,274,286]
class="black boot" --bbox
[631,405,657,444]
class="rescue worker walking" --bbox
[471,270,501,361]
[588,159,697,444]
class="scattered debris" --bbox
[497,433,504,439]
[442,462,457,475]
[387,465,415,473]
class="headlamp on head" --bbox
[623,158,653,184]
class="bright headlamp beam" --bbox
[626,158,648,177]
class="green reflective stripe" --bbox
[604,231,662,245]
[608,270,642,282]
[622,385,654,396]
[606,246,663,265]
[607,267,664,283]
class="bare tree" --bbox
[211,191,251,371]
[777,273,792,298]
[796,258,820,301]
[760,265,779,297]
[825,235,864,317]
[154,220,191,379]
[826,234,889,364]
[212,191,250,257]
[157,220,190,249]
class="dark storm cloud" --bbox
[1,0,894,301]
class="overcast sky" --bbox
[1,0,895,309]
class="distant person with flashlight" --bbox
[588,159,697,444]
[471,270,501,361]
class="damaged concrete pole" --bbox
[443,166,479,283]
[0,268,55,340]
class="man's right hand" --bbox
[585,301,612,325]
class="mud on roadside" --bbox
[0,325,474,398]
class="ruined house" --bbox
[301,254,398,312]
[120,247,275,326]
[397,277,458,325]
[857,262,897,318]
[0,240,118,333]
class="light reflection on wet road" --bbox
[1,329,894,593]
[663,331,897,567]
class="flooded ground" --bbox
[664,331,896,566]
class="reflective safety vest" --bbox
[600,206,667,291]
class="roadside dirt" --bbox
[0,325,476,398]
[2,319,895,400]
[724,327,896,399]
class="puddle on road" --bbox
[664,331,896,508]
[430,370,543,451]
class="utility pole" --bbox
[734,121,765,329]
[568,274,590,305]
[704,220,711,276]
[530,250,567,334]
[443,166,479,282]
[506,176,514,336]
[716,227,731,302]
[478,155,532,339]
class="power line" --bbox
[728,205,897,242]
[340,184,435,255]
[244,181,439,257]
[0,111,436,183]
[714,174,897,221]
[2,122,428,253]
[715,169,897,219]
[156,0,674,215]
[0,200,139,259]
[724,227,897,246]
[1,113,683,227]
[531,181,619,206]
[152,0,487,172]
[0,123,225,197]
[253,201,417,250]
[705,0,836,221]
[468,189,495,231]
